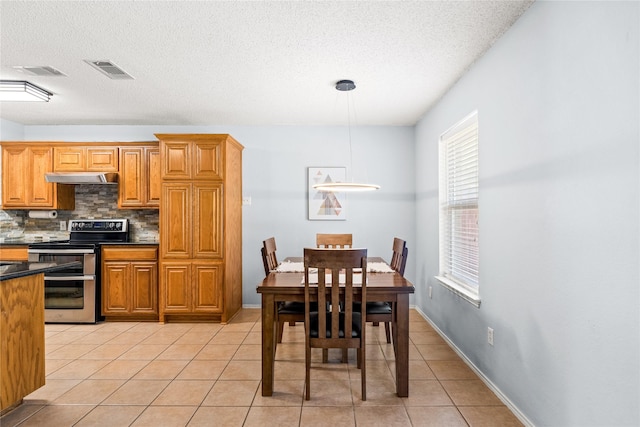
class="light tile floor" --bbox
[1,309,523,426]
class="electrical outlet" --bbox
[242,196,252,206]
[59,220,66,231]
[428,286,433,299]
[487,327,494,346]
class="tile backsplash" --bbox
[1,185,158,242]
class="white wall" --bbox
[19,124,416,306]
[415,1,639,426]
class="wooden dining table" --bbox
[256,256,415,397]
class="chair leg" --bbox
[360,346,366,401]
[322,349,328,363]
[289,321,296,326]
[384,321,391,343]
[342,348,348,363]
[305,344,311,400]
[372,322,380,326]
[277,321,285,343]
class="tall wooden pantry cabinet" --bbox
[156,134,243,323]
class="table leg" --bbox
[395,293,409,397]
[261,294,276,396]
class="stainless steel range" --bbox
[28,219,129,323]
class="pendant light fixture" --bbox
[312,80,380,192]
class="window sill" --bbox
[435,276,481,308]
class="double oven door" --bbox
[28,246,98,323]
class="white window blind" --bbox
[437,111,479,302]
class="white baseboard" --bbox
[242,304,261,309]
[412,306,535,427]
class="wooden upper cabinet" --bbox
[1,145,74,209]
[161,141,190,179]
[87,147,118,171]
[53,146,118,172]
[193,140,222,180]
[2,146,30,206]
[118,145,160,209]
[158,135,222,180]
[147,148,161,205]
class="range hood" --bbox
[45,172,118,184]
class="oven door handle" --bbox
[44,275,96,281]
[28,249,95,254]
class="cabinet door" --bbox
[28,147,54,207]
[162,141,190,179]
[53,147,85,171]
[1,146,29,206]
[161,184,191,258]
[118,147,145,208]
[102,262,130,314]
[131,262,158,314]
[87,147,118,171]
[146,148,161,206]
[192,263,223,313]
[193,140,222,180]
[162,263,190,311]
[193,184,223,258]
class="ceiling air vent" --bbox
[84,60,134,80]
[11,66,66,76]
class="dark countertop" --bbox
[0,261,82,282]
[0,239,159,247]
[100,241,159,246]
[0,238,68,246]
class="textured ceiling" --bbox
[0,1,532,126]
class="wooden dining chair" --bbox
[316,233,353,248]
[261,237,278,276]
[262,237,306,344]
[390,237,408,276]
[360,238,408,344]
[303,247,368,401]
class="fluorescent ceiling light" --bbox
[0,80,52,102]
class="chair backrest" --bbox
[261,237,278,277]
[390,237,408,277]
[304,248,367,343]
[316,233,353,249]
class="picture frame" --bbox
[308,167,347,220]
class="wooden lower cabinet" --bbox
[1,273,45,414]
[102,246,158,321]
[161,261,223,316]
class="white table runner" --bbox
[275,260,395,274]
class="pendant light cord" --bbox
[347,91,354,183]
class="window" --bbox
[436,111,480,306]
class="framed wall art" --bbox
[308,167,346,220]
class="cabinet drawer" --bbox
[0,246,29,261]
[102,246,158,261]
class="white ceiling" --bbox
[0,1,532,127]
